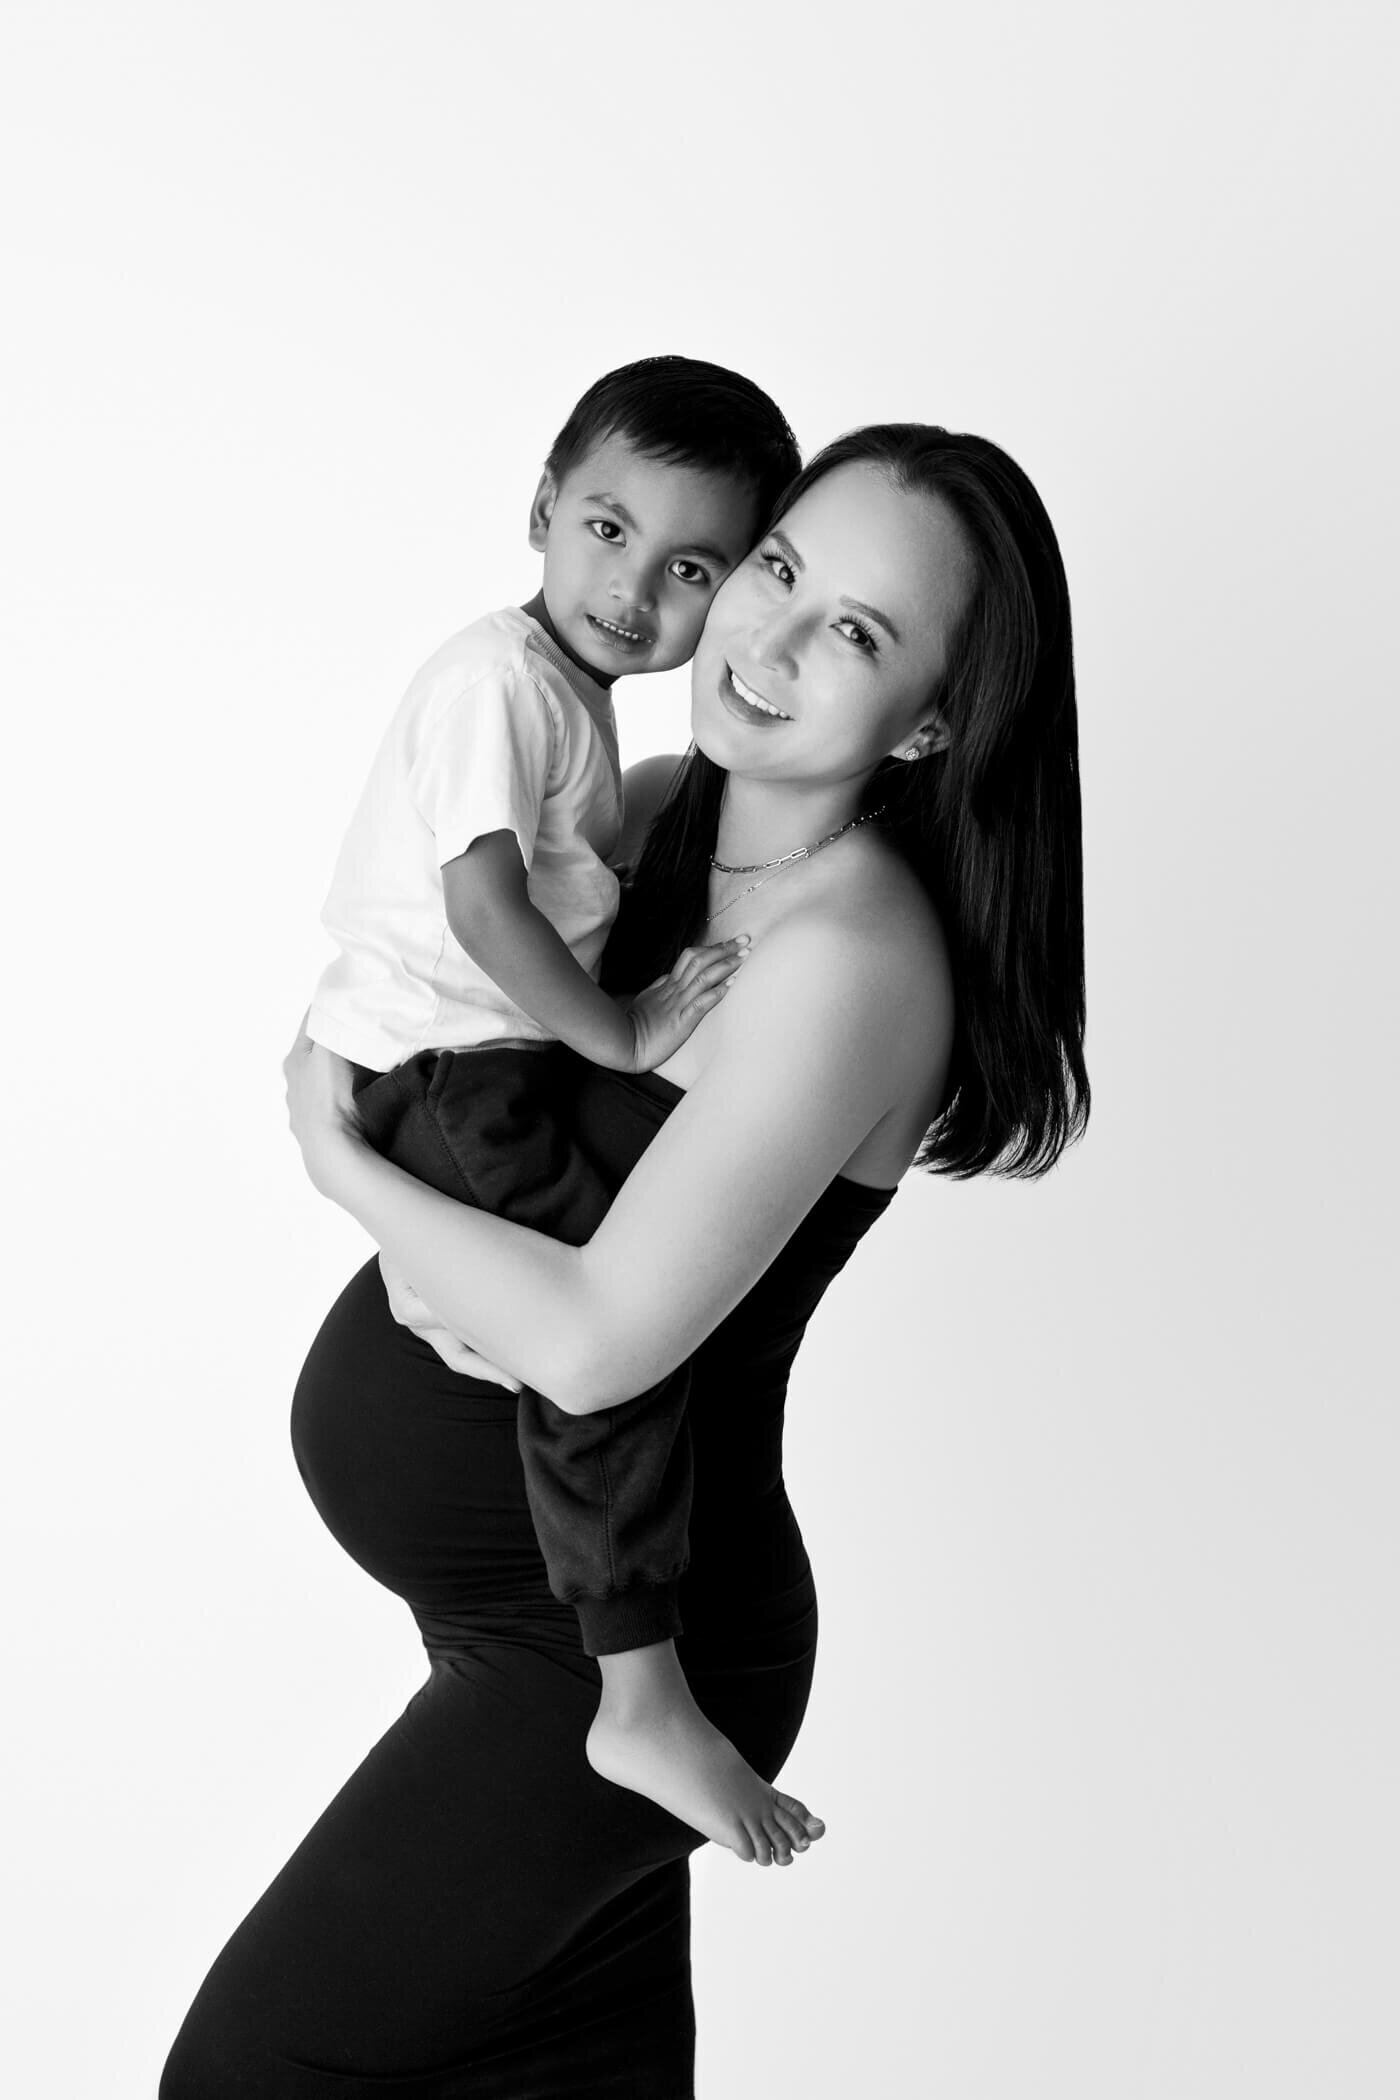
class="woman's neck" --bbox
[712,772,866,869]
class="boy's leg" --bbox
[515,1371,692,1657]
[353,1044,602,1225]
[519,1354,821,1860]
[358,1046,694,1649]
[361,1046,824,1859]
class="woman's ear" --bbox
[887,711,950,765]
[527,471,557,553]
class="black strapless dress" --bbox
[160,1066,893,2098]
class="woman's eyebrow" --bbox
[772,528,901,642]
[841,597,902,644]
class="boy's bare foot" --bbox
[587,1641,825,1865]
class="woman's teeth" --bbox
[729,667,791,718]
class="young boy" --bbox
[308,357,810,1852]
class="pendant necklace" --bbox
[704,806,886,927]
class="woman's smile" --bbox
[720,662,793,725]
[692,461,981,785]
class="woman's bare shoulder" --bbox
[710,850,951,1085]
[728,846,953,1171]
[794,837,952,1020]
[650,830,952,1182]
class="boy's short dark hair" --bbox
[545,356,800,530]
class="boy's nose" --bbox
[609,561,658,615]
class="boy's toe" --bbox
[773,1800,811,1848]
[775,1790,825,1841]
[765,1821,794,1866]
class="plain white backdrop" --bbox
[3,3,1396,2093]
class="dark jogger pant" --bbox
[353,1044,690,1655]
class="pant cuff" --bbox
[575,1582,683,1659]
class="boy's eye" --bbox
[589,519,624,543]
[669,558,709,587]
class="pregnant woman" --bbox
[161,423,1088,2096]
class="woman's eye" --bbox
[834,617,876,651]
[760,548,794,588]
[589,519,624,543]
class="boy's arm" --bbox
[442,831,743,1072]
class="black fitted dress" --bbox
[160,1064,894,2098]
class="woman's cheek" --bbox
[707,563,757,631]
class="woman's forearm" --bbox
[325,1138,622,1410]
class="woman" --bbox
[161,424,1087,2096]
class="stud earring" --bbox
[902,746,921,762]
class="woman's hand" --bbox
[379,1256,523,1392]
[283,1021,367,1196]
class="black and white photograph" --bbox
[4,4,1395,2094]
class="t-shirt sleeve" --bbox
[407,666,557,870]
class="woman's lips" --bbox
[720,663,793,726]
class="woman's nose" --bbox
[750,606,801,676]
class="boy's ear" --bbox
[527,470,557,553]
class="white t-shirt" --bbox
[308,607,623,1071]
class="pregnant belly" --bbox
[291,1260,818,1692]
[291,1261,568,1639]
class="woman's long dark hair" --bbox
[615,424,1089,1179]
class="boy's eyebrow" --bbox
[583,493,739,569]
[684,540,741,568]
[769,528,902,642]
[582,492,637,528]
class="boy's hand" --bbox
[621,937,749,1073]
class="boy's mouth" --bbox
[721,663,793,723]
[587,614,653,651]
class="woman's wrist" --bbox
[303,1118,371,1207]
[285,1030,382,1212]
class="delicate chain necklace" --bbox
[704,807,885,927]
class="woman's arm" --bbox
[289,909,942,1413]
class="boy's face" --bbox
[528,433,760,685]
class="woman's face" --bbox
[690,460,976,790]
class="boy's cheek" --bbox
[693,584,727,636]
